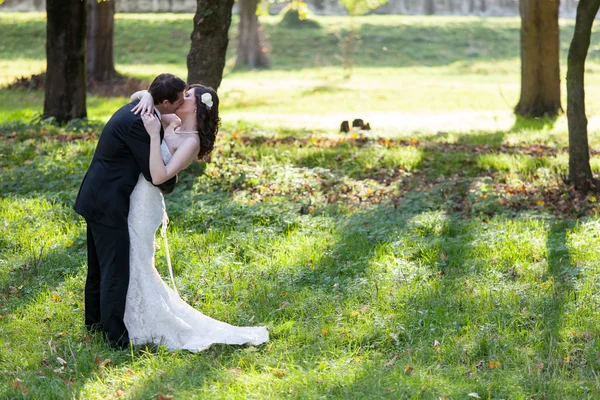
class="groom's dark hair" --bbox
[148,73,186,105]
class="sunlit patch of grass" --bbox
[0,59,45,86]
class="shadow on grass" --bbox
[512,114,559,132]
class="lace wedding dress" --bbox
[124,142,269,351]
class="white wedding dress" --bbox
[124,142,269,351]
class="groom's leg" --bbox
[84,222,102,332]
[87,220,131,349]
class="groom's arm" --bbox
[125,119,178,194]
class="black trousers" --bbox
[84,219,130,348]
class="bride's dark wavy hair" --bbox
[188,84,220,160]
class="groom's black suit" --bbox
[74,100,176,348]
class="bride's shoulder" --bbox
[161,114,181,130]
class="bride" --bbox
[124,85,268,351]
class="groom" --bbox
[74,73,186,348]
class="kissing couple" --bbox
[74,73,269,351]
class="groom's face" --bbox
[162,91,185,114]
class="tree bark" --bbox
[515,0,562,118]
[43,0,87,122]
[425,0,435,14]
[567,0,600,190]
[236,0,270,69]
[87,0,116,82]
[187,0,234,90]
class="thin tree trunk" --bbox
[43,0,86,122]
[515,0,562,118]
[236,0,270,69]
[187,0,234,90]
[425,0,435,14]
[567,0,600,190]
[87,0,116,82]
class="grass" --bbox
[2,11,600,400]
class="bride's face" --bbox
[175,88,197,120]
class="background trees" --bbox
[87,0,117,82]
[187,0,235,90]
[515,0,562,118]
[566,0,600,190]
[43,0,87,122]
[236,0,271,68]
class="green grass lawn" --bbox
[3,11,600,400]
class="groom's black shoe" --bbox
[104,332,131,350]
[85,323,103,334]
[106,338,131,350]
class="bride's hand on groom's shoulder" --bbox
[132,91,155,116]
[141,114,161,138]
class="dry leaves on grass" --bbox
[12,379,29,393]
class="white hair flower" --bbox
[201,92,213,109]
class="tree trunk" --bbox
[236,0,270,69]
[43,0,87,122]
[425,0,435,14]
[515,0,562,118]
[187,0,234,90]
[567,0,600,190]
[87,0,116,81]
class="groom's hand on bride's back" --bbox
[156,174,178,194]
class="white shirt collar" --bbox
[154,107,161,120]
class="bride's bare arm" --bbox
[141,114,199,185]
[131,90,155,116]
[130,90,147,102]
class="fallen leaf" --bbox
[57,356,67,365]
[157,393,174,400]
[125,369,135,376]
[489,361,501,369]
[433,340,441,347]
[98,358,111,368]
[468,393,481,399]
[536,362,544,372]
[403,365,413,375]
[12,380,29,393]
[384,354,398,367]
[274,369,286,378]
[116,389,125,397]
[320,328,329,336]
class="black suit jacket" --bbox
[74,101,177,229]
